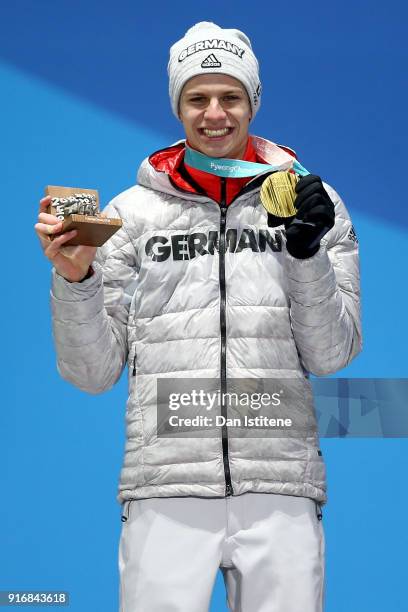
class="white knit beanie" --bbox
[168,21,262,121]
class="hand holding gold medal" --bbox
[260,171,336,259]
[184,144,336,260]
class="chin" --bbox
[201,143,237,158]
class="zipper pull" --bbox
[132,352,136,377]
[225,483,233,497]
[121,500,131,522]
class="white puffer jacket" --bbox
[50,137,362,505]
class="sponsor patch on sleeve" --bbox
[347,225,358,243]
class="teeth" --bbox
[202,128,230,137]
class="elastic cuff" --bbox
[78,265,95,282]
[283,242,332,284]
[52,262,102,301]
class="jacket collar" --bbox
[137,135,298,204]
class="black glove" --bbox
[284,174,335,259]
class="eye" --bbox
[222,94,241,105]
[189,96,206,103]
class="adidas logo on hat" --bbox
[201,54,222,68]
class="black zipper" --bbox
[132,351,136,377]
[219,177,234,497]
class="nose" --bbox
[204,97,227,122]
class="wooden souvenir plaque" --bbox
[45,185,122,247]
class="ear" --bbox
[246,94,252,122]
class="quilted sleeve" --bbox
[50,202,138,394]
[283,183,362,376]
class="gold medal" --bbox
[260,172,299,218]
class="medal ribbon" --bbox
[184,145,310,178]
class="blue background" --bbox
[1,1,407,610]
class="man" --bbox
[35,21,361,612]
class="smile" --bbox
[199,127,234,138]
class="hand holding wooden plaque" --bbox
[45,185,122,247]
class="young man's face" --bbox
[178,74,252,159]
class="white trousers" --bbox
[119,493,325,612]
